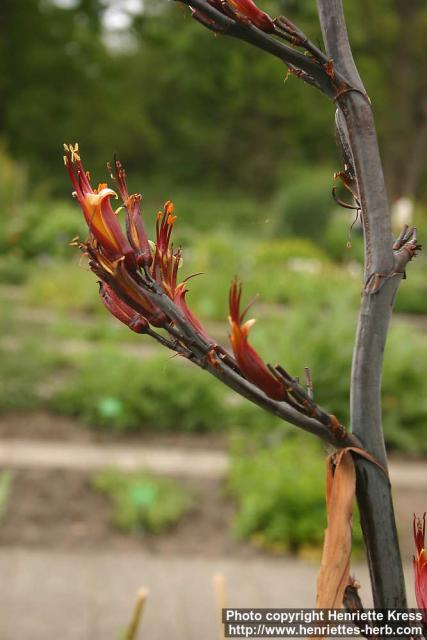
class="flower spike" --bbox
[65,144,211,341]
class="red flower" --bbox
[174,280,212,342]
[99,282,149,334]
[228,279,284,400]
[413,514,427,624]
[152,201,211,341]
[112,159,152,267]
[208,0,274,32]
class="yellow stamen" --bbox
[67,143,80,163]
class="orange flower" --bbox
[413,514,427,624]
[228,279,284,400]
[64,144,135,265]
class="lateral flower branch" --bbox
[175,0,359,99]
[64,143,358,449]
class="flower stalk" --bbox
[64,144,359,450]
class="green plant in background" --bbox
[393,267,427,315]
[24,260,102,314]
[321,211,365,264]
[0,341,63,414]
[92,468,194,533]
[273,169,335,240]
[254,237,331,265]
[0,472,12,522]
[228,435,363,553]
[382,323,427,453]
[51,352,228,433]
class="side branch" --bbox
[64,144,360,452]
[139,275,361,449]
[176,0,349,98]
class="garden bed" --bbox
[0,411,227,449]
[0,467,262,558]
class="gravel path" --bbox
[0,547,417,640]
[0,438,425,487]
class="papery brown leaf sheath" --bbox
[316,449,356,613]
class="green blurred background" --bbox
[1,0,427,552]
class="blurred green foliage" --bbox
[51,351,229,433]
[92,468,193,533]
[273,168,334,240]
[227,434,363,553]
[0,472,12,522]
[0,341,64,414]
[1,0,427,201]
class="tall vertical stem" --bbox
[317,0,407,609]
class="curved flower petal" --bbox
[174,282,212,342]
[228,279,284,400]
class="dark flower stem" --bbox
[175,0,413,612]
[141,274,361,448]
[317,0,408,610]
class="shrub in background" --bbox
[92,468,194,533]
[228,434,363,553]
[51,352,228,433]
[0,341,62,414]
[273,169,334,240]
[321,210,364,264]
[254,237,331,265]
[24,260,102,314]
[393,266,427,315]
[0,472,12,522]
